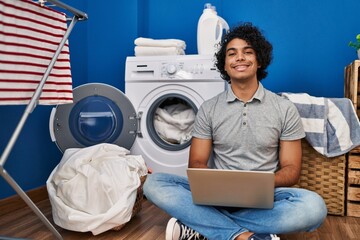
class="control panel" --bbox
[160,60,209,78]
[125,55,222,81]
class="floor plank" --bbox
[1,198,360,240]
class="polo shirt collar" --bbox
[226,82,265,103]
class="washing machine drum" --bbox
[50,83,137,152]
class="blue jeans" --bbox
[143,173,327,240]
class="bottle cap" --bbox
[204,3,212,9]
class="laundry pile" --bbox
[134,37,186,56]
[47,143,148,235]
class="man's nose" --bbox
[236,53,246,61]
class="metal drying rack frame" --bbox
[0,1,87,239]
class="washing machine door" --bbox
[49,83,137,152]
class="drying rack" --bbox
[0,0,87,239]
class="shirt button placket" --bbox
[242,103,247,126]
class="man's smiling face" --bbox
[224,38,260,83]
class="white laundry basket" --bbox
[47,143,148,235]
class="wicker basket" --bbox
[112,175,147,231]
[296,140,346,216]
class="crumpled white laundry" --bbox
[154,103,195,144]
[46,143,148,235]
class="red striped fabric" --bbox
[0,0,73,105]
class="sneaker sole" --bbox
[165,217,179,240]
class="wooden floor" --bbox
[1,196,360,240]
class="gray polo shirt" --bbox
[192,83,305,172]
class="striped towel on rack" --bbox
[0,0,73,105]
[280,92,360,157]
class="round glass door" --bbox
[69,95,123,146]
[51,83,137,152]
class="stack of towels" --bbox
[134,37,186,56]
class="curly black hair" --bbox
[215,22,273,82]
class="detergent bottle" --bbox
[197,3,229,55]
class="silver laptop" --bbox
[187,168,275,209]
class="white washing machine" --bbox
[49,54,225,176]
[125,54,225,176]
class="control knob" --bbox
[166,64,177,75]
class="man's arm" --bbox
[188,137,213,168]
[275,139,302,187]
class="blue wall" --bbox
[1,0,359,199]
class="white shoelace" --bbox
[179,224,206,240]
[270,234,280,240]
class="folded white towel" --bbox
[134,46,185,56]
[134,37,186,49]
